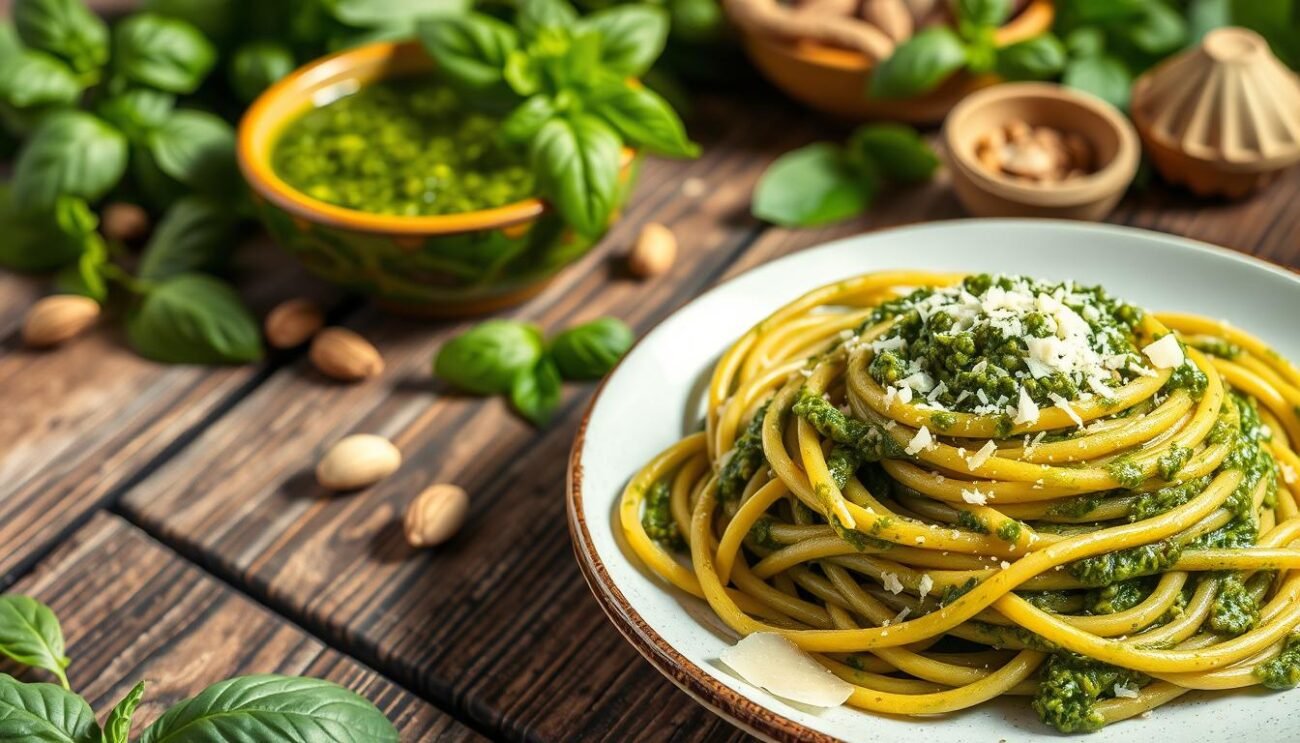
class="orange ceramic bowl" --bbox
[738,0,1055,123]
[238,41,640,316]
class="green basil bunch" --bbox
[418,0,698,239]
[752,124,939,228]
[1051,0,1191,110]
[435,315,634,425]
[0,594,399,742]
[0,0,262,365]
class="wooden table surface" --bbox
[2,66,1300,741]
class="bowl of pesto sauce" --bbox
[238,41,640,315]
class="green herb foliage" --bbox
[0,595,398,742]
[548,317,634,380]
[435,320,545,396]
[511,356,563,425]
[126,273,263,364]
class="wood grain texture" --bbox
[2,513,478,740]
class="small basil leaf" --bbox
[847,124,938,184]
[587,79,697,158]
[995,33,1067,80]
[13,0,109,75]
[869,27,969,99]
[137,196,236,280]
[577,5,668,76]
[435,319,544,395]
[1066,0,1145,23]
[325,0,469,27]
[229,40,295,102]
[752,143,875,228]
[97,88,175,142]
[1122,1,1186,56]
[418,13,518,92]
[53,233,108,302]
[500,95,557,145]
[146,109,238,197]
[510,356,562,426]
[113,13,216,94]
[103,681,145,743]
[530,114,622,238]
[0,596,70,689]
[143,0,237,40]
[1064,26,1106,57]
[952,0,1012,29]
[549,317,633,380]
[0,673,99,741]
[138,675,398,743]
[0,49,80,109]
[13,111,127,213]
[503,49,541,96]
[0,189,99,273]
[517,0,579,39]
[1063,54,1132,110]
[127,273,263,364]
[668,0,724,43]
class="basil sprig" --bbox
[0,595,399,741]
[435,315,634,426]
[752,123,938,228]
[419,0,697,239]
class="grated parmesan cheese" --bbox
[961,488,989,505]
[1142,334,1185,369]
[918,574,934,600]
[966,440,998,470]
[905,426,935,455]
[881,572,904,594]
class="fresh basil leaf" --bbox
[869,27,968,99]
[952,0,1012,28]
[0,673,99,742]
[0,596,70,689]
[127,273,262,364]
[146,109,238,197]
[1065,0,1145,23]
[752,143,875,228]
[503,49,541,96]
[588,79,697,158]
[577,5,669,77]
[103,682,144,743]
[510,356,562,426]
[324,0,469,27]
[549,317,633,380]
[1186,0,1230,43]
[13,0,108,75]
[995,33,1067,80]
[138,196,235,280]
[435,320,544,395]
[1122,1,1186,55]
[418,13,518,92]
[1065,26,1106,57]
[139,675,397,743]
[97,88,175,142]
[518,0,579,38]
[113,13,216,94]
[1063,54,1132,110]
[13,111,127,213]
[0,49,80,110]
[500,94,557,144]
[143,0,237,41]
[0,187,98,272]
[668,0,724,43]
[53,233,108,301]
[530,114,621,238]
[229,40,295,103]
[847,124,937,184]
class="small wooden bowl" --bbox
[943,83,1139,220]
[736,0,1054,123]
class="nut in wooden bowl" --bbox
[404,484,469,548]
[265,298,325,349]
[22,295,100,348]
[310,327,384,381]
[316,433,402,491]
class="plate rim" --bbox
[565,218,1300,742]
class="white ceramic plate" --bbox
[566,220,1300,743]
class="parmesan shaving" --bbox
[719,633,854,707]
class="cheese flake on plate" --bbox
[966,440,998,471]
[719,633,854,708]
[1142,334,1185,369]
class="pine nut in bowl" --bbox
[943,82,1139,221]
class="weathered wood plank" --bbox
[3,513,478,740]
[118,93,806,741]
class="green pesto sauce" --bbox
[1256,632,1300,689]
[1209,573,1259,636]
[272,79,534,216]
[1067,539,1183,586]
[792,388,908,461]
[719,401,770,501]
[1084,577,1150,614]
[956,510,989,534]
[996,519,1023,542]
[1033,653,1148,733]
[641,480,682,550]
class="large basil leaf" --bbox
[1122,1,1186,55]
[752,143,875,228]
[0,674,99,743]
[127,273,262,364]
[952,0,1012,28]
[13,0,108,75]
[0,186,97,272]
[549,317,633,380]
[511,356,562,426]
[577,5,669,77]
[995,33,1067,81]
[418,13,518,92]
[588,79,696,158]
[138,196,236,280]
[869,27,968,99]
[847,124,937,184]
[143,0,238,41]
[146,109,238,197]
[435,320,544,395]
[1063,54,1132,110]
[53,233,108,302]
[113,13,216,94]
[0,597,70,689]
[500,94,557,144]
[325,0,469,27]
[13,111,127,213]
[518,0,578,39]
[138,675,398,743]
[530,114,622,238]
[0,50,80,110]
[102,682,144,743]
[228,40,295,103]
[97,88,175,142]
[1066,0,1146,23]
